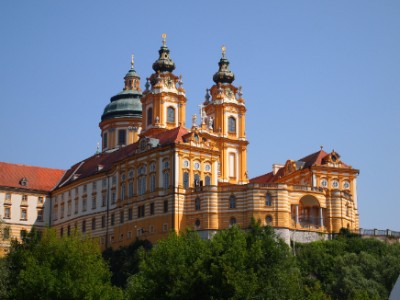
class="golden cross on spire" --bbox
[162,33,167,46]
[221,45,226,58]
[131,54,134,69]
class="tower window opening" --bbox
[195,197,201,211]
[266,193,272,206]
[167,106,175,123]
[228,116,236,133]
[147,107,153,125]
[183,172,189,189]
[118,130,126,146]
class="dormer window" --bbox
[20,177,28,186]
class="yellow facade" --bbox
[1,36,360,253]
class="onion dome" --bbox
[101,55,142,121]
[152,33,176,73]
[213,45,235,84]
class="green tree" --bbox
[127,221,308,300]
[5,228,123,300]
[103,238,152,288]
[126,230,211,300]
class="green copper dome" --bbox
[101,90,142,121]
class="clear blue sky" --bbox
[0,1,399,230]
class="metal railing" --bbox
[359,228,400,238]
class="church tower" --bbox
[99,55,142,151]
[140,34,187,136]
[203,46,248,184]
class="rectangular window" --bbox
[3,227,10,240]
[111,191,116,204]
[118,129,126,146]
[150,202,155,215]
[37,209,43,222]
[82,197,87,211]
[92,218,96,230]
[163,200,168,213]
[21,208,27,220]
[150,174,156,192]
[74,199,79,214]
[4,207,10,219]
[5,193,11,200]
[83,185,87,193]
[128,180,134,197]
[103,133,108,149]
[60,203,64,218]
[67,201,72,216]
[82,220,86,233]
[102,178,107,188]
[22,195,28,201]
[92,181,97,190]
[120,210,124,224]
[38,196,44,204]
[121,183,126,201]
[111,213,115,226]
[112,176,117,185]
[101,215,106,228]
[137,205,145,218]
[128,208,133,220]
[92,196,96,209]
[101,192,106,207]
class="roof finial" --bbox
[162,33,167,46]
[221,45,226,58]
[131,54,134,69]
[320,145,324,150]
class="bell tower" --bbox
[141,34,187,136]
[99,55,143,151]
[203,46,248,184]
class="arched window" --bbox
[150,174,156,192]
[194,174,200,186]
[266,193,272,206]
[230,217,237,227]
[205,175,211,186]
[266,215,273,225]
[183,172,189,189]
[229,195,236,209]
[167,106,175,123]
[147,107,153,125]
[195,197,201,211]
[163,172,169,189]
[228,116,236,133]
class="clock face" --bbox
[343,181,350,189]
[205,164,211,172]
[321,179,327,187]
[332,180,339,188]
[194,162,200,170]
[164,77,174,88]
[183,160,189,168]
[225,88,234,98]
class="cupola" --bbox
[152,33,176,73]
[212,46,235,84]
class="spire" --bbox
[213,45,235,84]
[125,53,140,79]
[152,33,176,73]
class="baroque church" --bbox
[0,35,360,255]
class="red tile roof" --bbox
[0,162,65,192]
[250,172,274,184]
[56,127,190,189]
[153,126,189,145]
[298,150,329,167]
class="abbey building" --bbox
[0,36,360,254]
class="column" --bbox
[320,207,324,227]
